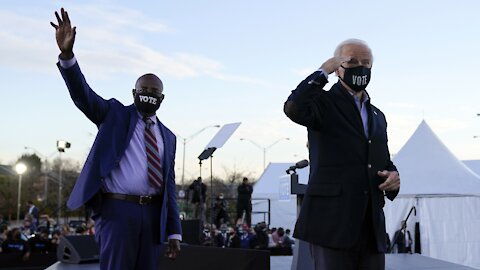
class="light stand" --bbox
[198,147,217,241]
[15,163,27,224]
[197,122,241,246]
[56,140,71,225]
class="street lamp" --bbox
[240,137,290,169]
[15,163,27,224]
[56,140,71,225]
[178,125,220,189]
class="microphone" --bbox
[286,159,309,174]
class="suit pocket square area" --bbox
[306,183,342,197]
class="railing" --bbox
[252,198,271,226]
[176,197,271,227]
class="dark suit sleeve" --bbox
[166,135,182,236]
[57,61,110,126]
[383,119,400,201]
[284,71,329,130]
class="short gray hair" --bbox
[334,39,373,60]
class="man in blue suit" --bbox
[51,8,182,270]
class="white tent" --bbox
[463,159,480,176]
[252,163,309,231]
[385,120,480,269]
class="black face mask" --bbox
[340,65,371,92]
[134,93,161,115]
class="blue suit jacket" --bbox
[58,61,182,241]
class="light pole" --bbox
[178,125,220,189]
[56,140,71,225]
[240,137,290,169]
[15,163,27,224]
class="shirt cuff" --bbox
[168,234,182,241]
[59,56,77,69]
[316,68,328,79]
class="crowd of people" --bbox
[0,201,295,262]
[0,202,95,261]
[187,176,295,253]
[199,221,295,254]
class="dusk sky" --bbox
[2,0,480,180]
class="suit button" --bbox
[368,140,372,144]
[364,190,369,195]
[368,164,372,169]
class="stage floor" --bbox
[47,254,478,270]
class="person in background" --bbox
[28,228,53,253]
[26,201,39,227]
[1,227,31,260]
[189,177,207,223]
[214,193,229,228]
[236,177,253,227]
[0,224,8,253]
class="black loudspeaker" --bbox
[57,235,100,264]
[181,219,203,245]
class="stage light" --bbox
[56,140,71,152]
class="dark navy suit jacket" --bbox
[58,61,181,242]
[284,71,398,252]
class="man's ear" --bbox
[159,93,165,102]
[132,89,136,97]
[334,67,341,77]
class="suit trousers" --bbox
[236,201,252,227]
[94,198,162,270]
[309,201,385,270]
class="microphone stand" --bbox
[389,206,416,253]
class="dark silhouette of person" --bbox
[236,177,253,226]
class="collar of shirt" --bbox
[137,111,157,126]
[349,90,370,105]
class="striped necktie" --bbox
[144,117,163,189]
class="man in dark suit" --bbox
[188,177,207,222]
[284,39,400,270]
[393,223,412,254]
[236,177,253,227]
[50,8,181,270]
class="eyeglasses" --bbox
[133,88,163,95]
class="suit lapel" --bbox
[126,105,139,145]
[367,102,375,139]
[368,104,383,140]
[331,84,365,138]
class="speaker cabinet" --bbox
[57,235,100,264]
[181,219,203,245]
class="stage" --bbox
[46,254,478,270]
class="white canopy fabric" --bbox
[385,120,480,269]
[392,120,480,196]
[252,162,309,231]
[463,160,480,176]
[252,120,480,268]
